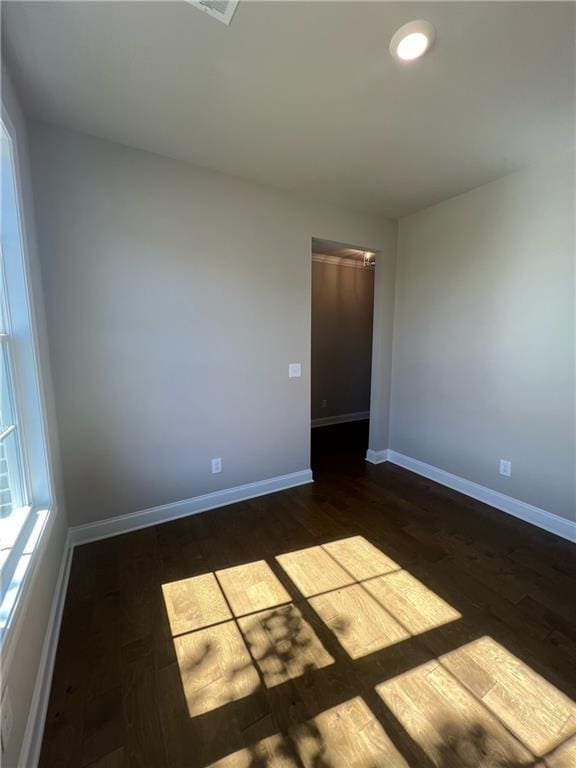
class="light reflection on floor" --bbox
[291,696,409,768]
[277,538,461,659]
[439,636,576,756]
[216,560,292,616]
[309,583,409,659]
[161,535,576,767]
[545,735,576,768]
[275,546,355,597]
[207,697,409,768]
[162,572,231,635]
[173,620,260,717]
[207,734,297,768]
[237,603,333,688]
[323,536,400,580]
[162,560,333,716]
[376,636,576,763]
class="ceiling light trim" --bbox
[390,20,436,63]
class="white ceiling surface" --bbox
[3,1,575,217]
[312,238,368,260]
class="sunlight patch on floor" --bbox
[277,536,461,659]
[323,535,400,580]
[163,537,574,759]
[292,696,410,767]
[207,697,411,767]
[162,573,232,635]
[376,658,533,766]
[163,562,334,717]
[238,603,333,687]
[309,584,409,659]
[207,734,298,767]
[376,636,576,764]
[276,546,355,597]
[216,560,292,616]
[544,734,576,768]
[438,636,576,756]
[173,620,260,717]
[364,570,461,636]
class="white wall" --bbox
[1,67,67,768]
[390,155,575,522]
[7,92,574,767]
[369,241,397,454]
[29,122,397,527]
[311,259,374,420]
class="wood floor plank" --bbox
[322,535,400,580]
[172,620,261,717]
[80,687,124,767]
[120,638,168,767]
[291,696,410,767]
[364,570,462,636]
[207,734,299,767]
[275,545,355,597]
[84,747,126,768]
[309,583,409,659]
[162,572,232,636]
[465,636,576,756]
[544,734,576,768]
[237,603,334,687]
[376,660,534,767]
[216,560,292,617]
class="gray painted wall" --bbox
[368,238,397,455]
[311,259,374,420]
[5,101,574,767]
[1,68,67,768]
[390,155,575,521]
[29,122,397,527]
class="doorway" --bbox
[310,238,377,471]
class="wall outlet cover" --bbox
[211,457,222,474]
[499,459,512,477]
[288,363,302,378]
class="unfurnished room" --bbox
[0,2,575,767]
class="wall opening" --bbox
[310,237,377,467]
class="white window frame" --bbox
[0,251,33,598]
[0,112,54,648]
[1,266,29,508]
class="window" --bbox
[0,117,51,643]
[0,239,30,606]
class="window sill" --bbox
[0,506,51,647]
[1,505,32,566]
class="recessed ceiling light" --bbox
[390,20,436,63]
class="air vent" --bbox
[187,0,239,25]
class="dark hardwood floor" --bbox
[40,422,576,767]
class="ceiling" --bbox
[3,1,575,217]
[312,238,369,261]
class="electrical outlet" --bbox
[321,399,327,409]
[211,457,222,474]
[1,687,13,753]
[499,459,512,477]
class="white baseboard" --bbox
[312,411,369,429]
[18,533,73,768]
[17,453,574,766]
[387,450,576,544]
[365,448,390,464]
[69,469,313,546]
[18,468,313,766]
